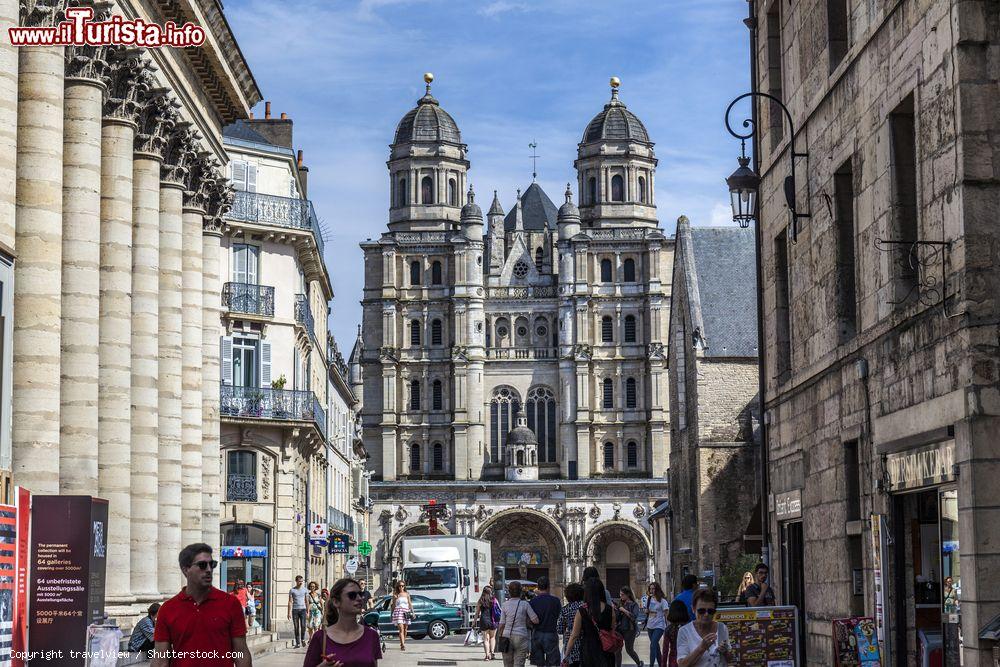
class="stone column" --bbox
[157,122,193,594]
[0,0,17,253]
[60,44,109,495]
[130,89,175,595]
[12,4,64,494]
[201,177,230,549]
[180,155,209,545]
[99,48,146,603]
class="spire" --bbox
[488,189,504,217]
[513,189,523,231]
[417,72,439,106]
[564,183,574,204]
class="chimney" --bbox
[280,112,288,119]
[264,101,271,119]
[297,149,309,198]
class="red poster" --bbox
[11,487,30,667]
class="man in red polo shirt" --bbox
[152,543,252,667]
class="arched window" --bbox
[516,450,524,465]
[410,319,421,346]
[431,319,442,346]
[602,378,613,409]
[535,247,543,270]
[627,441,638,467]
[623,258,636,283]
[409,380,421,411]
[588,177,597,204]
[624,315,637,343]
[410,260,421,286]
[526,386,557,463]
[448,179,457,206]
[431,260,442,285]
[432,379,443,410]
[600,258,613,283]
[432,443,443,471]
[398,177,408,206]
[626,377,637,409]
[489,386,521,463]
[601,316,613,343]
[410,443,421,471]
[603,442,614,469]
[421,175,434,204]
[611,174,624,202]
[638,176,647,203]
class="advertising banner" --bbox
[833,617,881,666]
[0,488,29,667]
[713,605,799,666]
[12,488,30,667]
[27,496,108,666]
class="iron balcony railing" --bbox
[222,282,275,317]
[226,473,258,502]
[294,294,320,349]
[220,386,327,440]
[328,507,354,536]
[227,190,325,257]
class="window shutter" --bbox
[293,347,300,390]
[260,341,271,387]
[220,336,233,385]
[247,164,257,193]
[231,161,247,191]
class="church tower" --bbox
[388,73,470,231]
[575,77,658,227]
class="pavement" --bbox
[256,633,653,666]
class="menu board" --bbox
[713,606,799,667]
[833,617,881,666]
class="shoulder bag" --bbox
[496,599,521,653]
[586,604,624,654]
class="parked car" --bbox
[363,595,464,640]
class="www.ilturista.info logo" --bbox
[8,6,206,47]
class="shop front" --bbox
[884,438,961,666]
[221,523,271,631]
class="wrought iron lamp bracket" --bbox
[872,237,953,307]
[725,92,812,241]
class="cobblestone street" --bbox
[257,633,652,667]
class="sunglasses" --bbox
[344,591,362,600]
[696,608,716,616]
[192,560,219,571]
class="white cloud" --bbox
[709,202,733,226]
[479,1,530,18]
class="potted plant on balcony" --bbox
[271,375,289,418]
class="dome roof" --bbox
[507,422,537,447]
[393,89,462,145]
[461,186,482,220]
[582,87,650,144]
[557,184,580,220]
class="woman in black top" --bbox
[564,577,616,667]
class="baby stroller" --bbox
[363,614,386,654]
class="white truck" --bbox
[398,535,492,629]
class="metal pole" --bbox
[746,0,771,568]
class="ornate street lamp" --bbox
[726,154,760,229]
[724,92,810,240]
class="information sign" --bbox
[713,605,799,666]
[345,557,359,575]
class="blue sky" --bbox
[225,0,752,351]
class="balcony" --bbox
[226,473,258,502]
[328,507,355,536]
[222,282,275,318]
[294,294,320,348]
[227,190,325,256]
[221,386,327,440]
[486,285,557,299]
[486,347,557,360]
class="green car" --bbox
[364,595,464,640]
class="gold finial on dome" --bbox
[610,76,621,88]
[424,72,434,84]
[609,76,621,103]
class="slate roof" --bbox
[503,183,558,232]
[677,222,758,358]
[223,119,273,145]
[393,93,462,145]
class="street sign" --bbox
[328,534,349,554]
[345,557,359,575]
[309,522,328,539]
[358,541,372,557]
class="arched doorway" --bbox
[585,522,653,596]
[477,509,567,595]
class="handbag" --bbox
[496,599,521,653]
[586,604,624,653]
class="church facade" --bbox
[355,75,672,595]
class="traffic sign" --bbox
[345,557,359,575]
[358,541,372,557]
